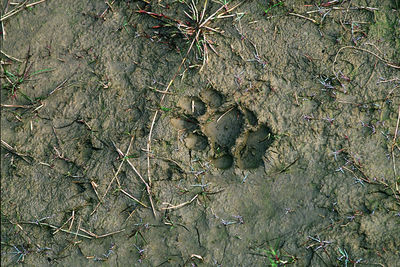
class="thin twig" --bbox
[125,206,139,222]
[333,46,400,79]
[1,0,47,21]
[1,104,34,108]
[79,227,125,238]
[26,0,47,8]
[1,139,32,163]
[75,217,82,239]
[119,189,148,208]
[217,107,234,123]
[91,136,134,215]
[0,1,28,22]
[24,222,92,239]
[49,74,75,95]
[1,20,5,40]
[126,157,157,217]
[393,105,400,149]
[90,181,101,201]
[392,105,400,178]
[306,6,378,14]
[0,50,23,62]
[53,211,74,235]
[288,12,318,25]
[114,138,157,217]
[341,166,370,184]
[148,86,174,95]
[161,194,198,210]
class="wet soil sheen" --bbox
[1,0,399,266]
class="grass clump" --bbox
[137,0,240,70]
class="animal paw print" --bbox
[170,88,274,170]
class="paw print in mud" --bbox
[170,88,274,170]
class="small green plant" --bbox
[160,106,171,112]
[251,239,297,266]
[258,1,284,16]
[1,65,53,100]
[262,246,296,266]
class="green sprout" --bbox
[258,1,284,16]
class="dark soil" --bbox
[1,0,399,266]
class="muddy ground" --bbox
[1,0,399,266]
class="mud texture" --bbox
[1,0,400,266]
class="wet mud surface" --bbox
[1,0,400,266]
